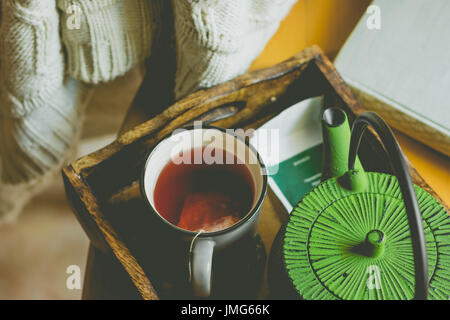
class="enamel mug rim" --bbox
[140,125,268,237]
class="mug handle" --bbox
[191,239,215,297]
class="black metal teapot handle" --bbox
[348,111,428,300]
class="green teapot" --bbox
[269,107,450,300]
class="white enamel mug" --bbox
[141,126,267,297]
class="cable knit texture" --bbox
[58,0,154,84]
[172,0,296,98]
[0,0,87,221]
[0,0,296,222]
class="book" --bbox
[335,0,450,156]
[251,96,324,213]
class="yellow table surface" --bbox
[251,0,450,206]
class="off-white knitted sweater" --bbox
[0,0,296,221]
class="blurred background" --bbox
[0,0,448,299]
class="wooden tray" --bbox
[62,46,448,300]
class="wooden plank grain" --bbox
[62,166,158,300]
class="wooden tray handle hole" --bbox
[183,101,246,127]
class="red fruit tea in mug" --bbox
[153,147,255,232]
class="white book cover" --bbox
[251,96,324,213]
[335,0,450,155]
